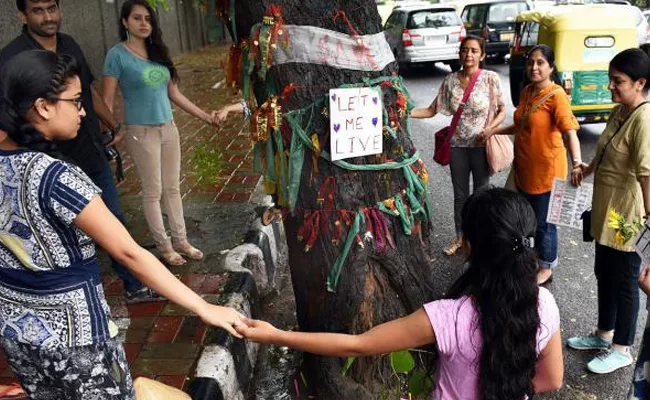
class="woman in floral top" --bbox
[412,36,506,255]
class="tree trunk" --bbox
[233,1,438,398]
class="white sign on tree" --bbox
[329,87,383,161]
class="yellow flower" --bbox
[615,231,626,247]
[608,208,623,229]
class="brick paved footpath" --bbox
[0,44,260,392]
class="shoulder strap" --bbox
[527,87,563,117]
[449,69,482,135]
[596,102,649,171]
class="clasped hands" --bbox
[203,305,276,342]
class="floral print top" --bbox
[432,69,505,148]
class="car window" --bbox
[385,12,398,28]
[488,2,528,23]
[463,4,489,29]
[407,9,461,29]
[520,21,539,46]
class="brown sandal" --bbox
[173,242,204,261]
[443,238,463,256]
[160,249,186,266]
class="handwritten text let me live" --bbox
[329,87,383,161]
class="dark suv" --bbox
[460,0,532,61]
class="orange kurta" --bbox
[513,83,579,194]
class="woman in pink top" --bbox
[235,188,563,399]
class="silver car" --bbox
[384,3,466,72]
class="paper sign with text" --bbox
[635,220,650,265]
[329,87,383,161]
[547,178,593,230]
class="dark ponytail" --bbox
[0,50,80,158]
[447,188,540,400]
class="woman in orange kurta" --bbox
[484,45,582,285]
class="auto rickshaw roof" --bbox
[516,4,636,31]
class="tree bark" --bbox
[234,1,438,398]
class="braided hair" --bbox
[0,50,80,158]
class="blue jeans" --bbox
[521,190,558,269]
[87,162,143,293]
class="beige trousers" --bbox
[124,122,186,250]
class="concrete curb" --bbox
[187,182,289,400]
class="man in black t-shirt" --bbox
[0,0,161,303]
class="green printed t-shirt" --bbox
[103,43,172,125]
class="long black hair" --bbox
[0,50,80,158]
[119,0,179,82]
[447,188,540,400]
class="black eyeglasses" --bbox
[55,97,84,111]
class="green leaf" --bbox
[408,370,433,397]
[341,357,356,376]
[389,350,415,375]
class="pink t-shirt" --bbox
[423,287,560,400]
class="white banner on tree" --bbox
[272,25,395,72]
[547,178,593,229]
[329,87,383,161]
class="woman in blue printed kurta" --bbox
[0,50,245,399]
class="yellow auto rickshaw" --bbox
[509,4,638,123]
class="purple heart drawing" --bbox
[333,123,341,133]
[372,97,378,105]
[372,117,379,127]
[331,93,337,102]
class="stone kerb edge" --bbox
[188,194,288,399]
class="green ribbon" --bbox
[327,211,365,293]
[242,24,259,100]
[229,0,237,43]
[257,22,273,80]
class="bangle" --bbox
[239,99,251,121]
[572,159,582,167]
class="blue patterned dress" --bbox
[0,149,134,399]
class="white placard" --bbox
[547,178,593,229]
[329,87,383,161]
[635,220,650,265]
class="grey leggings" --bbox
[450,147,490,235]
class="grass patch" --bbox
[192,143,223,186]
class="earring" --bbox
[148,36,152,45]
[126,30,131,41]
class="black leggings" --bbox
[595,243,642,346]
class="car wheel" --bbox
[449,60,461,72]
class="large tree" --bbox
[227,1,438,397]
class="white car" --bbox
[384,3,466,71]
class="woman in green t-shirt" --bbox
[102,0,218,265]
